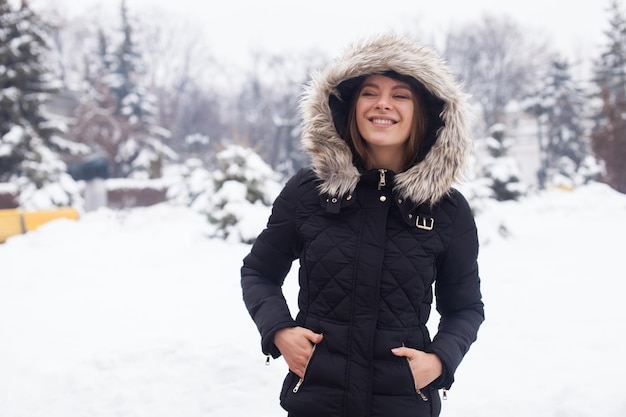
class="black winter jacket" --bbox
[241,34,484,417]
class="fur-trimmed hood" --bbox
[299,33,473,206]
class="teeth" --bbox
[372,118,394,125]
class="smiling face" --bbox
[354,74,415,171]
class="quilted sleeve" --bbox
[240,170,303,358]
[427,190,485,389]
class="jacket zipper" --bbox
[292,342,318,393]
[402,342,428,402]
[378,169,387,190]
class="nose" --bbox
[375,94,392,110]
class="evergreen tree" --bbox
[0,0,83,208]
[203,144,281,244]
[527,57,600,189]
[591,0,626,193]
[71,0,175,180]
[479,124,527,201]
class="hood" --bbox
[299,33,473,206]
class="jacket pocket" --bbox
[401,343,429,402]
[292,341,319,393]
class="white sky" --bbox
[30,0,610,74]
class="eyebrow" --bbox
[361,82,412,91]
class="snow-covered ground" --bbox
[1,182,625,417]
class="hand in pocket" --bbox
[391,346,442,389]
[275,327,324,378]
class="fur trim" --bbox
[299,33,473,205]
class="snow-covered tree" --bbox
[478,124,527,201]
[71,0,176,180]
[0,0,85,208]
[165,156,213,208]
[233,51,326,178]
[201,144,282,244]
[135,11,227,162]
[444,14,550,131]
[526,57,600,189]
[590,0,626,193]
[456,152,495,215]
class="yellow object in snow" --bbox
[0,208,79,243]
[0,209,24,243]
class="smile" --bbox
[371,118,395,125]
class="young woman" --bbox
[241,33,484,417]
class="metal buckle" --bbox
[416,216,434,230]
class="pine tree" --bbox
[526,58,600,189]
[0,0,83,208]
[591,0,626,193]
[479,124,527,201]
[71,0,175,180]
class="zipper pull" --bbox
[378,169,387,190]
[293,377,304,393]
[292,340,320,394]
[265,355,270,366]
[443,389,448,400]
[416,388,429,402]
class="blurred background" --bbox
[1,0,625,223]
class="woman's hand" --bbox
[391,347,442,390]
[274,327,323,378]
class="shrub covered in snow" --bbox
[478,124,527,202]
[205,144,282,243]
[168,145,282,244]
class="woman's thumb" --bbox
[391,347,407,357]
[307,330,323,343]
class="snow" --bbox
[1,182,626,417]
[0,182,17,193]
[0,125,24,157]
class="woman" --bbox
[241,33,484,417]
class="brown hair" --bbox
[347,76,430,172]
